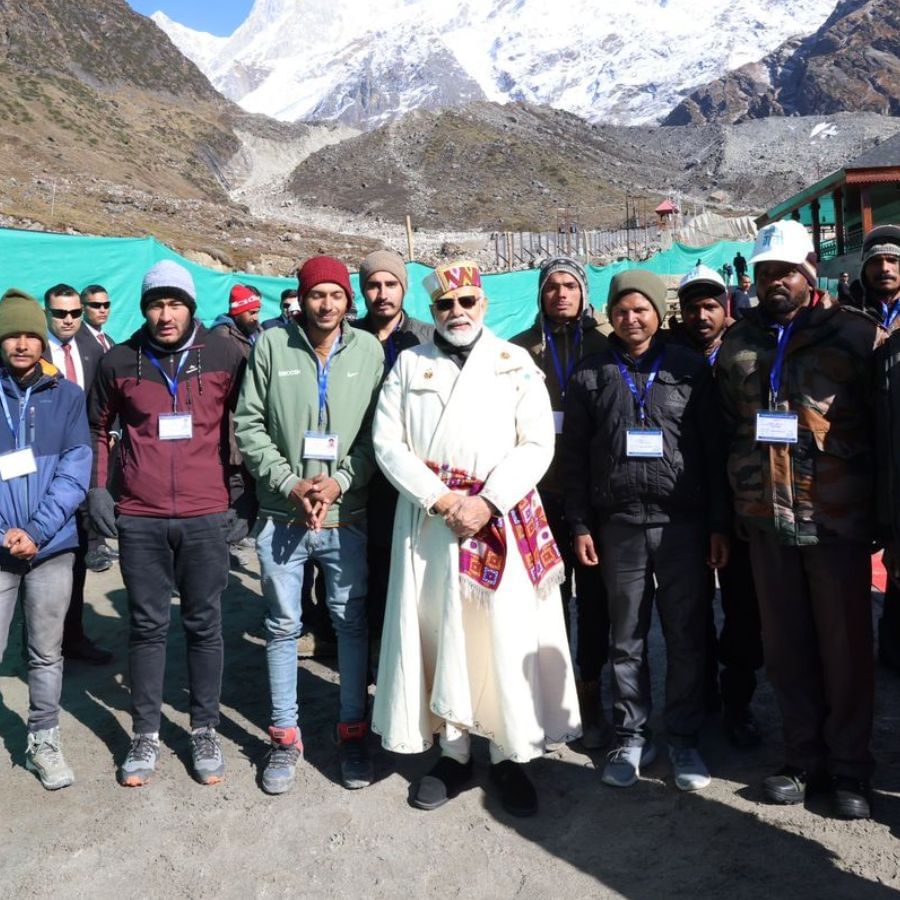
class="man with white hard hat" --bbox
[717,218,885,820]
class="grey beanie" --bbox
[359,250,408,297]
[141,260,197,313]
[538,256,588,313]
[861,225,900,290]
[607,269,668,323]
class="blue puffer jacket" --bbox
[0,361,91,561]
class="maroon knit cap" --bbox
[298,256,354,301]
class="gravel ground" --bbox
[2,551,900,899]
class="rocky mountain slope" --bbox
[664,0,900,125]
[285,102,900,231]
[0,0,377,271]
[155,0,840,129]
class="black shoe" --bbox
[831,776,871,820]
[411,756,473,810]
[723,707,762,750]
[84,548,112,573]
[62,637,113,665]
[489,760,538,817]
[762,765,808,805]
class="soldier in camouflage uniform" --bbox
[717,219,885,820]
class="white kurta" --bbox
[371,327,581,762]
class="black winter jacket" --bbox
[562,334,729,534]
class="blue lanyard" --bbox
[316,336,342,428]
[145,348,190,412]
[544,324,582,402]
[612,348,663,425]
[0,381,32,449]
[882,301,900,329]
[768,320,797,403]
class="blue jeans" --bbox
[0,551,74,731]
[257,518,369,728]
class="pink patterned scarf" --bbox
[426,461,565,602]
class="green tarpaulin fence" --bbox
[0,228,755,341]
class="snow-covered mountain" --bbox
[153,0,841,128]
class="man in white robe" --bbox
[372,260,581,817]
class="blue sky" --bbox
[127,1,252,36]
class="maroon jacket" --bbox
[88,322,244,518]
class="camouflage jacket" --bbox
[716,291,885,545]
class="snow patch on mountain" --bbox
[151,0,841,128]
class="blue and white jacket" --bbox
[0,361,91,561]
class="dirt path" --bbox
[2,553,900,899]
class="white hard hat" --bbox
[750,220,815,267]
[677,264,726,298]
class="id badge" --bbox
[304,431,339,461]
[0,447,37,481]
[755,411,798,444]
[626,428,664,458]
[158,413,193,441]
[553,411,564,434]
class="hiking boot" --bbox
[489,760,538,817]
[261,726,303,795]
[119,734,160,787]
[601,742,657,788]
[190,726,225,785]
[668,745,711,791]
[337,721,373,790]
[25,727,74,790]
[576,679,612,750]
[762,765,811,805]
[723,707,762,750]
[412,756,474,811]
[830,776,872,820]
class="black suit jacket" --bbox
[43,327,105,394]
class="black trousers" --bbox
[704,537,763,711]
[62,508,91,646]
[747,528,874,780]
[543,493,609,681]
[118,513,229,734]
[599,519,709,748]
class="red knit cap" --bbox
[298,256,354,302]
[229,284,261,316]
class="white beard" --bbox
[434,319,482,347]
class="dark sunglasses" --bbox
[49,308,83,319]
[434,295,479,312]
[86,301,110,309]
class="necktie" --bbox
[62,341,77,384]
[98,333,110,352]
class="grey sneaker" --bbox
[119,733,160,787]
[669,746,711,791]
[337,722,374,790]
[25,727,74,790]
[262,726,303,795]
[191,726,225,785]
[601,742,657,788]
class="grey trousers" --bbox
[599,520,709,748]
[747,528,874,780]
[0,551,74,731]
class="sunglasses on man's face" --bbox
[49,308,83,319]
[433,295,480,312]
[86,301,110,309]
